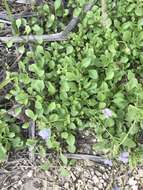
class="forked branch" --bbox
[0,1,95,43]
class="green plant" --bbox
[0,0,143,167]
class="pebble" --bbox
[27,170,33,178]
[103,173,108,179]
[128,177,137,186]
[100,179,105,184]
[92,175,99,184]
[90,169,95,176]
[83,170,91,178]
[138,169,143,178]
[93,187,99,190]
[95,171,102,177]
[132,185,138,190]
[98,183,103,189]
[18,181,22,185]
[70,172,76,181]
[64,182,70,189]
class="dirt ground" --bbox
[0,151,143,190]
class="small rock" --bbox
[132,185,138,190]
[100,179,105,184]
[98,183,103,189]
[93,187,99,190]
[27,170,33,178]
[93,175,99,184]
[83,171,91,178]
[128,177,137,186]
[90,169,95,176]
[103,173,108,179]
[64,182,69,189]
[95,171,102,177]
[138,169,143,178]
[70,172,76,181]
[18,181,22,185]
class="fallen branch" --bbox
[8,0,43,5]
[28,120,36,162]
[65,153,112,166]
[0,1,95,43]
[34,152,112,166]
[0,32,66,43]
[0,18,11,24]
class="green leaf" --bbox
[93,141,110,153]
[60,80,70,92]
[69,123,76,129]
[127,105,143,122]
[54,0,61,10]
[26,139,37,147]
[48,82,56,95]
[61,132,68,139]
[79,0,86,6]
[15,92,28,105]
[49,114,59,122]
[6,41,13,48]
[81,58,92,68]
[138,18,143,26]
[25,109,35,120]
[66,134,75,146]
[36,45,44,54]
[12,137,23,148]
[0,144,7,161]
[123,137,136,148]
[31,79,45,93]
[113,93,126,108]
[22,122,29,129]
[105,69,114,80]
[135,7,143,16]
[18,46,25,54]
[29,64,44,77]
[16,18,22,28]
[35,100,43,110]
[127,3,136,12]
[33,24,41,32]
[25,25,31,34]
[60,153,68,165]
[88,70,98,80]
[67,145,76,153]
[33,24,43,34]
[66,72,78,81]
[8,132,15,138]
[123,31,131,41]
[73,8,82,17]
[43,4,49,12]
[120,56,129,63]
[66,45,74,55]
[48,102,56,112]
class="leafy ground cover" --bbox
[0,0,143,169]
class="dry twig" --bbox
[28,120,36,162]
[0,1,95,43]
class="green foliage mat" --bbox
[0,0,143,167]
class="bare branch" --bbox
[64,153,112,166]
[0,1,95,43]
[0,32,66,43]
[28,120,36,162]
